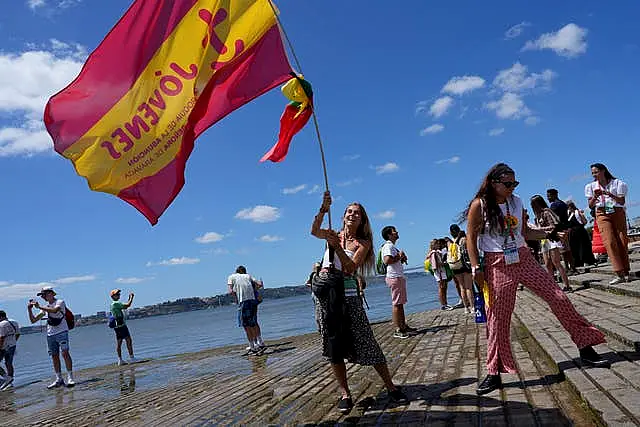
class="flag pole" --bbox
[268,0,332,229]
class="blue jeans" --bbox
[47,331,69,356]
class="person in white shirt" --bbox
[0,311,20,391]
[27,286,75,389]
[584,163,630,284]
[380,226,415,339]
[228,266,265,355]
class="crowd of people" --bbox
[0,161,630,414]
[306,161,627,410]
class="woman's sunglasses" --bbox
[495,180,520,189]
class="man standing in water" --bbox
[0,311,20,391]
[228,266,266,355]
[381,226,415,338]
[27,286,75,389]
[110,289,138,366]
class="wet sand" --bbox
[0,309,594,426]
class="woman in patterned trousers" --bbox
[464,163,610,396]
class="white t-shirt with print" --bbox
[381,241,404,278]
[0,319,20,349]
[227,273,257,303]
[585,179,628,208]
[45,299,68,337]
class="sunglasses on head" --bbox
[495,180,519,189]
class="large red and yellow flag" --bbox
[45,0,293,225]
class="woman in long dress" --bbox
[311,191,408,413]
[567,201,597,268]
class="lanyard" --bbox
[503,200,516,247]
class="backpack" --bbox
[107,313,117,329]
[65,307,75,330]
[376,245,387,275]
[447,240,463,270]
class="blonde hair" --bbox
[342,202,375,276]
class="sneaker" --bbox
[579,346,611,368]
[452,301,465,309]
[464,307,470,314]
[118,359,128,366]
[562,286,573,293]
[393,330,410,339]
[609,277,625,285]
[66,377,75,388]
[625,275,633,283]
[245,346,252,351]
[129,357,139,364]
[47,379,65,389]
[476,374,502,395]
[0,378,13,391]
[389,388,409,404]
[337,396,354,413]
[441,305,454,311]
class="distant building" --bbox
[97,311,107,318]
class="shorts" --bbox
[0,346,16,366]
[453,265,472,275]
[47,331,69,356]
[385,276,407,305]
[542,239,562,253]
[237,300,258,327]
[432,268,448,282]
[114,325,131,340]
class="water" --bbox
[11,273,460,386]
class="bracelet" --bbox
[471,265,481,274]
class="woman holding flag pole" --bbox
[464,163,610,396]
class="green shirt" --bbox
[110,301,126,327]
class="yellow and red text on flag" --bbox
[45,0,292,225]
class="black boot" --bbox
[579,346,611,368]
[476,374,502,395]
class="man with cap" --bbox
[27,286,75,389]
[0,310,20,391]
[110,289,137,366]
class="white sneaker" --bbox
[464,307,470,314]
[118,359,128,366]
[47,379,65,389]
[609,277,625,285]
[129,357,139,364]
[245,346,252,351]
[66,377,75,388]
[0,377,13,391]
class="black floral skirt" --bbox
[315,295,386,366]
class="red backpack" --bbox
[65,307,75,330]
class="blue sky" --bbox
[1,0,638,324]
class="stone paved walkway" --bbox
[0,308,596,426]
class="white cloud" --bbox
[307,184,322,194]
[282,184,306,195]
[441,76,485,95]
[420,124,444,135]
[336,178,363,187]
[213,248,230,255]
[522,23,588,58]
[374,162,400,175]
[0,273,94,301]
[429,96,454,118]
[376,210,396,220]
[115,277,153,284]
[146,257,200,267]
[0,40,85,157]
[493,63,556,93]
[488,128,505,136]
[258,235,284,242]
[53,275,96,284]
[505,22,531,39]
[524,116,541,126]
[235,205,281,223]
[485,93,531,120]
[195,231,224,244]
[341,154,361,161]
[435,156,461,165]
[28,0,82,9]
